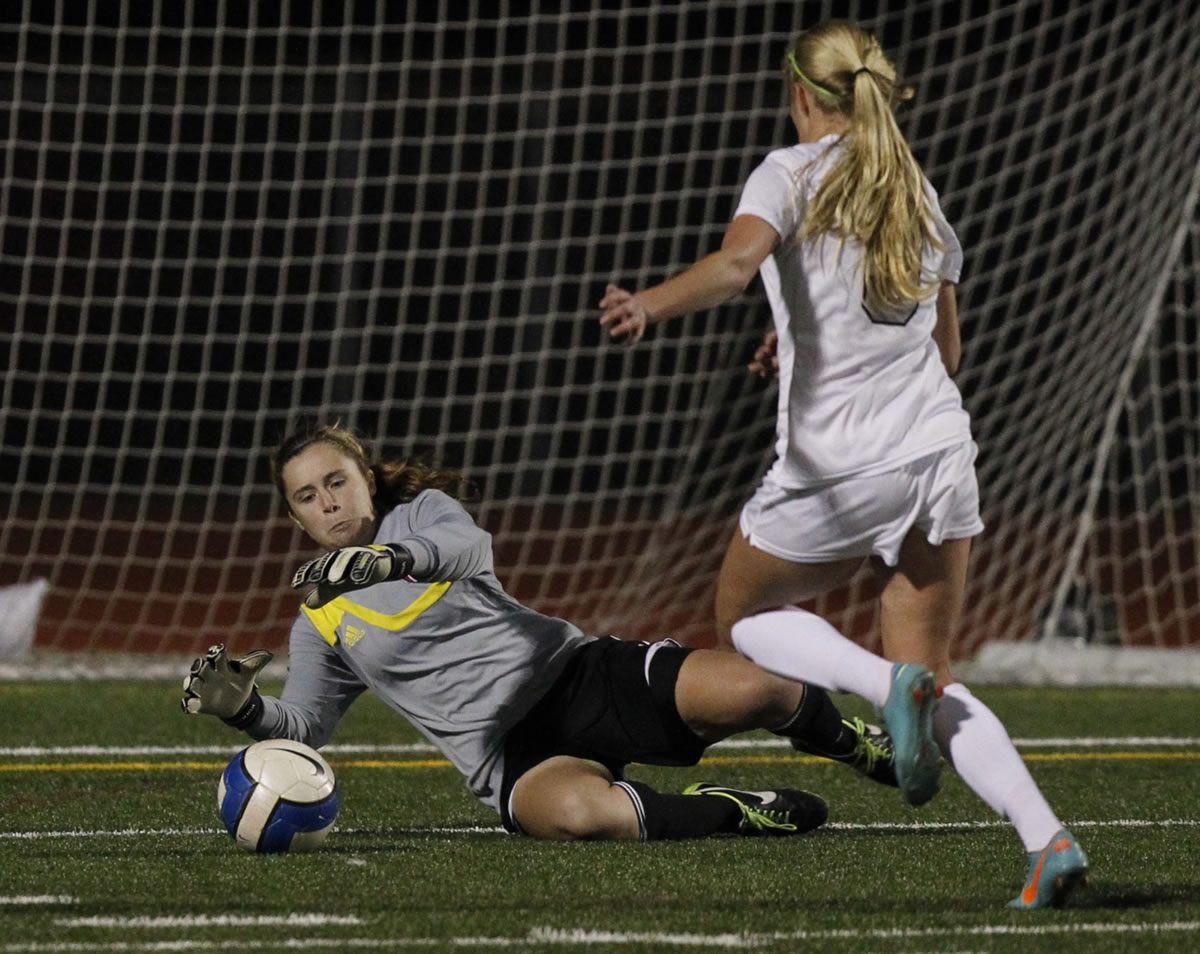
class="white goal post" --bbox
[1,2,1197,683]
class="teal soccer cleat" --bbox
[881,663,941,806]
[1009,829,1090,909]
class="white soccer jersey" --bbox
[734,134,972,488]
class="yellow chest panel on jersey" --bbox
[300,582,452,647]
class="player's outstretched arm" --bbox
[181,644,273,729]
[291,543,414,609]
[598,214,778,346]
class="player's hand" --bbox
[181,644,273,726]
[291,543,414,609]
[599,283,648,347]
[748,329,779,379]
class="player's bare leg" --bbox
[879,529,1085,903]
[675,647,898,788]
[509,756,641,840]
[672,648,803,739]
[670,654,834,839]
[874,530,971,685]
[713,528,861,647]
[714,528,941,804]
[508,749,825,842]
[714,528,897,704]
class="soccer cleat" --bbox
[682,783,828,836]
[1008,829,1090,909]
[790,716,898,787]
[881,662,942,807]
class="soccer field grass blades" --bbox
[1009,829,1090,909]
[881,663,941,807]
[683,783,828,836]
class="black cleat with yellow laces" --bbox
[790,716,899,788]
[682,783,828,835]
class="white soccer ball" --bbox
[217,739,340,853]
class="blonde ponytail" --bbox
[787,22,943,312]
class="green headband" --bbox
[786,51,844,101]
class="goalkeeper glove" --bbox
[181,644,273,729]
[291,543,414,609]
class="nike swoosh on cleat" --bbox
[1022,853,1048,905]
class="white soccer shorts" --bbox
[739,440,985,567]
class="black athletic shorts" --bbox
[498,636,707,833]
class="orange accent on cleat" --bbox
[1021,854,1048,905]
[1010,828,1089,909]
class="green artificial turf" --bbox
[2,682,1198,952]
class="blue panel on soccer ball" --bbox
[257,790,341,853]
[219,752,255,836]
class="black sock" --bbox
[772,685,855,756]
[615,781,741,840]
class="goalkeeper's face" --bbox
[281,442,379,550]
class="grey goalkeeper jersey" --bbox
[248,489,594,810]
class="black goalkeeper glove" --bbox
[291,543,414,609]
[181,644,273,729]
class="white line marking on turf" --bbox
[1011,736,1200,747]
[1,942,456,951]
[830,818,1200,832]
[714,735,1200,749]
[765,921,1200,942]
[2,735,1197,757]
[4,818,1197,842]
[5,921,1200,951]
[529,929,757,947]
[55,915,364,928]
[0,825,509,840]
[0,827,226,840]
[0,744,439,757]
[0,896,76,905]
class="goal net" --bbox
[2,2,1198,681]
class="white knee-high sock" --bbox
[730,608,893,707]
[934,683,1062,851]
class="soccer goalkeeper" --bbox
[183,422,917,842]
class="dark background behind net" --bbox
[1,2,1196,654]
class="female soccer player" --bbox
[598,21,1087,907]
[182,422,905,843]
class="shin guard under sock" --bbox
[771,685,855,757]
[614,780,741,841]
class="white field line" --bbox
[4,921,1200,951]
[55,915,363,928]
[2,736,1198,758]
[771,921,1200,942]
[3,943,451,952]
[0,896,76,905]
[3,818,1198,842]
[0,744,435,757]
[0,825,507,840]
